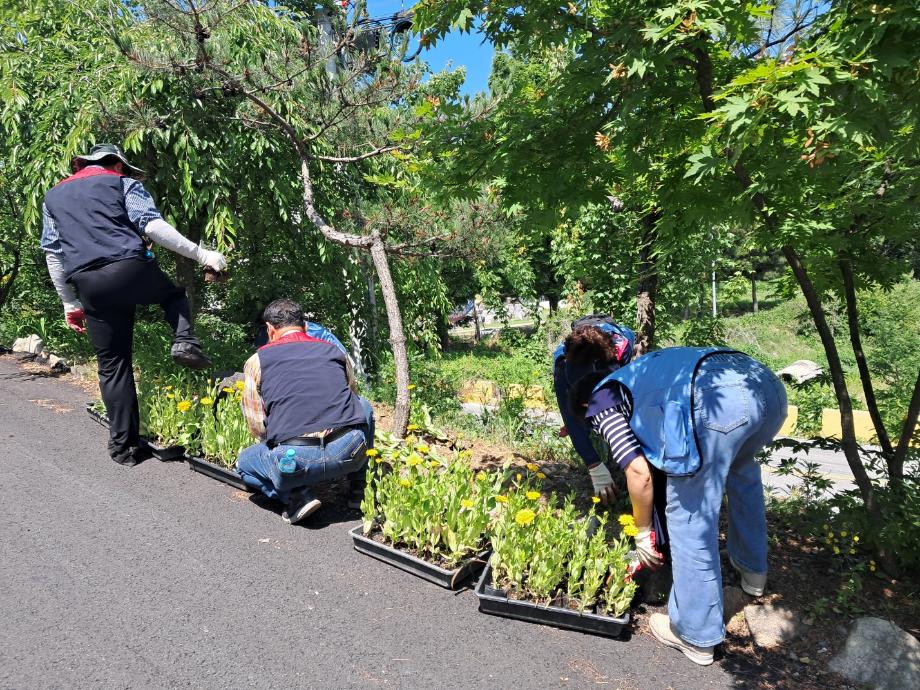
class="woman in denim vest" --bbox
[565,326,787,666]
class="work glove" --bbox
[65,308,86,334]
[634,526,664,569]
[559,425,569,438]
[198,249,227,272]
[588,462,617,504]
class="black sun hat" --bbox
[73,143,144,177]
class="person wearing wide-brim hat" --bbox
[41,142,228,466]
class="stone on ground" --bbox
[12,334,44,355]
[829,616,920,690]
[743,602,805,647]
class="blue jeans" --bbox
[666,353,787,647]
[237,397,375,503]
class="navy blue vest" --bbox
[258,333,365,446]
[594,347,735,476]
[43,169,147,279]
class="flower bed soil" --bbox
[350,524,489,589]
[474,562,630,638]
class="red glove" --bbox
[635,527,664,569]
[559,425,569,438]
[65,309,86,334]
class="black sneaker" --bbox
[281,489,322,525]
[171,342,211,370]
[111,444,151,467]
[346,473,367,510]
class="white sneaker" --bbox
[729,555,767,596]
[648,613,714,666]
[282,490,322,525]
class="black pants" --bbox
[71,257,197,457]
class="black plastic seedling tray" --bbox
[350,525,489,589]
[85,402,184,461]
[474,563,630,638]
[186,455,251,492]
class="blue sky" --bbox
[365,1,494,95]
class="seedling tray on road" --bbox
[474,562,630,638]
[349,525,488,589]
[84,402,184,461]
[186,455,251,492]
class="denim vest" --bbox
[593,347,735,476]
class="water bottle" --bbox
[279,448,297,474]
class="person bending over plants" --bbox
[236,298,374,524]
[566,324,787,666]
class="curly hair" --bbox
[564,326,619,366]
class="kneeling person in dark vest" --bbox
[237,298,374,524]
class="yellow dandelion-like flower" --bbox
[840,530,848,537]
[406,424,419,431]
[514,508,536,526]
[495,495,509,504]
[407,384,416,390]
[515,473,522,481]
[406,453,422,467]
[591,497,601,504]
[869,564,877,572]
[200,397,214,406]
[166,393,175,400]
[235,380,244,390]
[177,400,192,413]
[525,491,541,501]
[460,498,475,509]
[164,385,173,391]
[536,471,546,479]
[852,535,859,542]
[833,546,841,555]
[526,463,539,472]
[415,444,430,454]
[428,460,440,468]
[365,449,379,457]
[848,548,856,555]
[223,387,234,394]
[624,525,639,538]
[475,471,487,482]
[399,478,412,488]
[618,514,635,527]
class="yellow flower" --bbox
[460,498,475,509]
[495,495,509,504]
[848,548,856,555]
[407,384,416,390]
[406,453,422,467]
[223,387,234,394]
[591,496,601,504]
[514,508,536,526]
[399,478,412,488]
[852,535,859,542]
[177,400,192,413]
[476,471,487,482]
[624,524,639,537]
[840,530,848,537]
[618,514,635,527]
[428,460,440,468]
[166,393,175,400]
[525,491,541,501]
[415,444,430,454]
[365,449,379,457]
[869,560,877,572]
[406,424,419,431]
[515,473,522,481]
[235,380,244,390]
[164,385,173,391]
[536,471,546,479]
[526,463,539,472]
[833,546,841,554]
[200,397,214,406]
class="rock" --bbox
[829,617,920,690]
[47,354,68,372]
[12,334,44,355]
[776,359,823,384]
[723,586,748,624]
[744,602,805,647]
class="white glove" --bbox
[198,249,227,272]
[635,527,664,569]
[588,463,616,504]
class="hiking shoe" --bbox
[281,489,322,525]
[346,473,367,510]
[648,613,714,666]
[730,555,767,597]
[171,342,211,370]
[111,444,150,467]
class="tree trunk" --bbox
[369,232,410,437]
[174,216,203,315]
[751,274,758,313]
[892,370,920,483]
[839,254,895,463]
[635,211,660,356]
[364,252,378,349]
[473,302,482,342]
[782,246,878,512]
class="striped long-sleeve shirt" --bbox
[586,384,643,469]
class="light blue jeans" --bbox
[237,397,374,504]
[666,353,787,647]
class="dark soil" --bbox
[364,524,486,571]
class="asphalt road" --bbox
[0,357,747,690]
